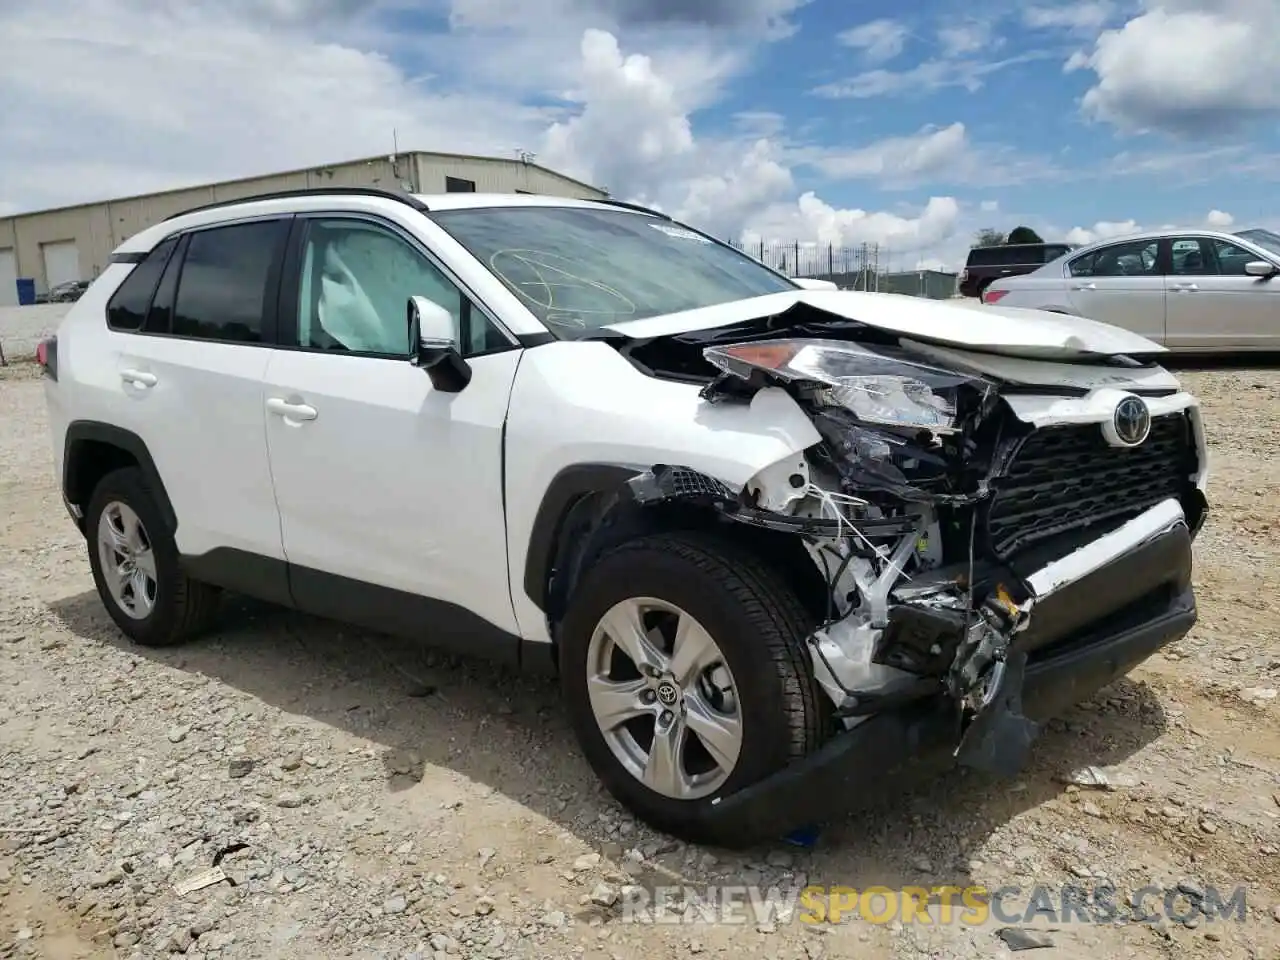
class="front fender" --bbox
[504,341,821,641]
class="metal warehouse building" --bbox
[0,150,608,306]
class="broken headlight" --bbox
[702,338,986,433]
[703,337,995,501]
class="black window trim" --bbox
[143,232,190,335]
[104,213,294,347]
[105,235,180,333]
[273,210,522,363]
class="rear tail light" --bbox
[982,289,1008,304]
[36,336,57,380]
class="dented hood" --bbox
[600,289,1166,359]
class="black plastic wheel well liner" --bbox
[524,462,828,626]
[63,422,176,534]
[523,463,639,612]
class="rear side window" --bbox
[1039,245,1070,262]
[967,247,1001,267]
[105,237,178,331]
[171,220,289,344]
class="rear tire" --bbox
[558,531,829,845]
[85,467,220,647]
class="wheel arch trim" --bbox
[522,462,645,612]
[63,421,177,535]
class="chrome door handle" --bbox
[1172,282,1198,292]
[1070,282,1096,291]
[266,397,318,421]
[120,369,157,387]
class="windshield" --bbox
[1235,229,1280,257]
[428,205,797,336]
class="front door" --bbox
[1163,235,1280,350]
[261,214,525,644]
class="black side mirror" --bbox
[407,296,471,393]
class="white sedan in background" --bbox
[981,227,1280,352]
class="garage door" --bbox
[42,241,81,289]
[0,249,15,307]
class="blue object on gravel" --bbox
[782,824,821,847]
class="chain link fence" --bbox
[725,240,959,298]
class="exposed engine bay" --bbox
[611,304,1206,775]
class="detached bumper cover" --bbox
[697,498,1197,847]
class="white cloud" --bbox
[807,123,1063,189]
[937,19,1000,57]
[747,196,962,257]
[980,200,1000,213]
[541,30,962,250]
[1070,0,1280,134]
[837,18,909,63]
[1064,219,1142,245]
[813,124,968,182]
[0,0,555,212]
[1024,2,1118,33]
[1062,209,1236,245]
[812,50,1052,99]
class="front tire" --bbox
[85,467,220,647]
[558,531,829,845]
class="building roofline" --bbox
[0,149,607,221]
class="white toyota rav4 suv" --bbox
[38,188,1209,847]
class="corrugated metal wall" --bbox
[0,153,605,294]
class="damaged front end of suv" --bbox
[615,327,1207,843]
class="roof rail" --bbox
[593,197,672,220]
[162,186,429,221]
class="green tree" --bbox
[1006,225,1044,244]
[973,228,1006,247]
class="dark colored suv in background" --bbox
[959,242,1074,298]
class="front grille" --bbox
[984,412,1196,558]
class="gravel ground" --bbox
[2,359,1280,960]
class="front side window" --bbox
[172,220,289,343]
[428,206,797,337]
[1068,239,1159,278]
[1209,238,1266,275]
[293,218,506,357]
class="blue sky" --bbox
[1,0,1276,269]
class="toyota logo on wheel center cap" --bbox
[1103,395,1152,447]
[656,682,680,706]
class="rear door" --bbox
[1163,235,1280,350]
[104,217,291,575]
[1063,238,1166,343]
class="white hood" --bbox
[601,290,1166,359]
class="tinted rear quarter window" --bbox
[172,220,288,344]
[106,237,178,331]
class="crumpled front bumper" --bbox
[695,496,1198,848]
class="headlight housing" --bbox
[702,337,996,502]
[702,338,989,433]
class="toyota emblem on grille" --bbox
[1107,395,1151,447]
